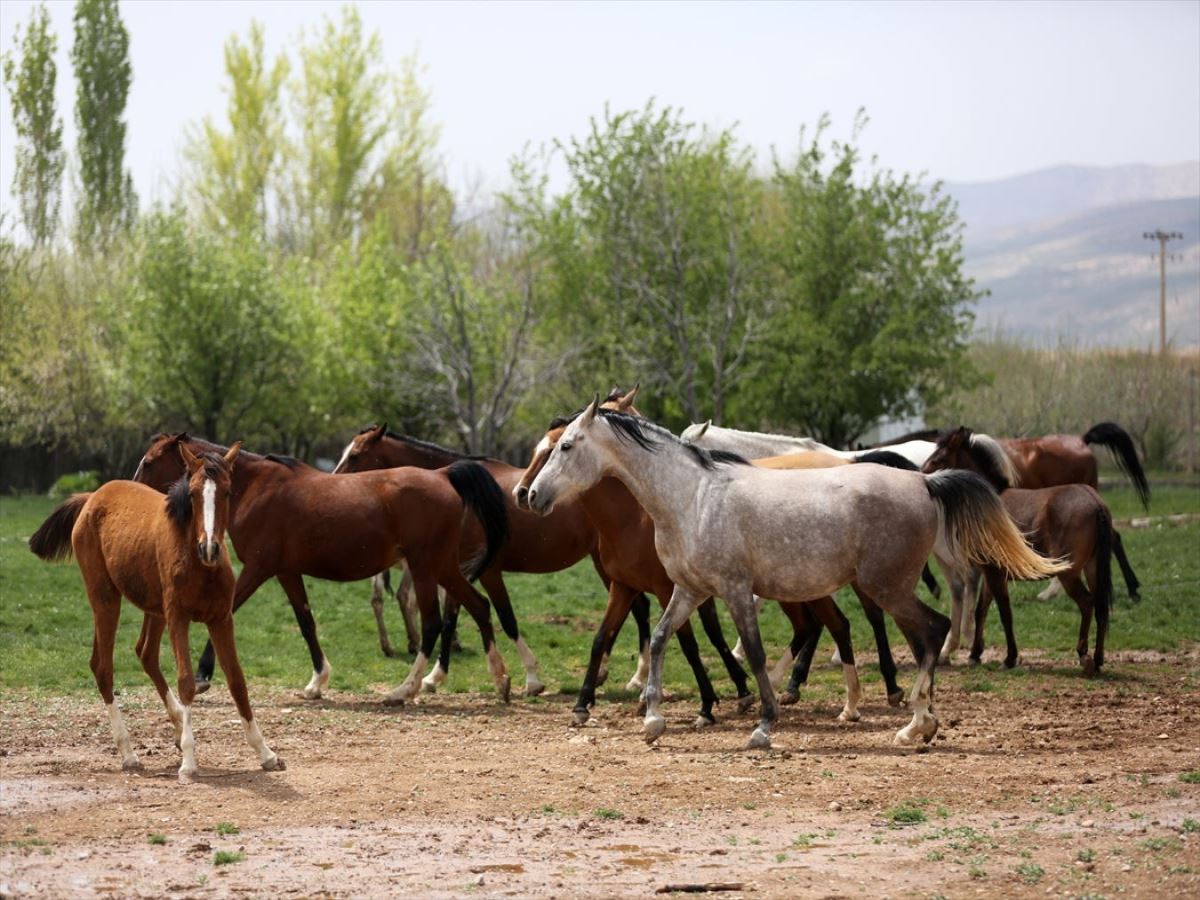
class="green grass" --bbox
[2,481,1198,699]
[215,822,239,836]
[148,833,167,845]
[212,850,245,866]
[885,801,928,825]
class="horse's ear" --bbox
[581,393,601,426]
[223,441,242,467]
[616,383,640,411]
[696,419,711,439]
[367,422,387,443]
[179,442,202,472]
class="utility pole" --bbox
[1143,230,1183,354]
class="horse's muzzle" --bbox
[514,485,531,510]
[525,487,554,516]
[197,540,222,567]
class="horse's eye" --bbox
[560,441,572,453]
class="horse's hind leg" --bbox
[673,619,721,727]
[980,567,1018,668]
[207,615,283,772]
[731,594,766,662]
[617,591,652,691]
[135,614,185,749]
[851,586,904,706]
[386,572,442,705]
[935,559,966,664]
[576,581,639,726]
[396,562,423,654]
[370,572,397,658]
[1061,574,1098,676]
[481,568,544,696]
[696,598,753,707]
[806,597,862,722]
[447,576,511,703]
[781,612,822,705]
[195,564,272,693]
[1112,529,1141,602]
[275,572,331,700]
[84,570,139,772]
[423,593,461,693]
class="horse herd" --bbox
[28,386,1150,781]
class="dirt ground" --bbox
[2,650,1199,899]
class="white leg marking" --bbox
[242,717,283,771]
[107,702,140,771]
[487,644,511,701]
[769,647,795,692]
[1037,577,1065,601]
[731,638,746,663]
[838,662,862,722]
[596,652,610,687]
[624,643,650,692]
[201,478,216,545]
[940,588,963,663]
[165,690,185,746]
[178,704,197,782]
[388,651,428,704]
[421,660,447,692]
[303,657,332,700]
[516,637,545,695]
[894,668,938,746]
[829,647,843,666]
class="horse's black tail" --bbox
[853,449,919,471]
[1083,422,1150,511]
[1093,504,1114,639]
[447,460,510,582]
[29,494,90,562]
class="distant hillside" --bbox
[945,163,1200,348]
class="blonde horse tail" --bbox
[925,471,1067,580]
[29,494,91,562]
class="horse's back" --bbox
[1002,484,1106,564]
[72,481,171,608]
[752,450,848,469]
[1007,435,1097,489]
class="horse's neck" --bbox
[717,427,829,458]
[599,438,708,543]
[383,436,461,469]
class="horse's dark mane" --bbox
[853,449,919,471]
[264,453,299,469]
[164,453,229,527]
[964,435,1012,491]
[598,410,750,470]
[355,426,491,462]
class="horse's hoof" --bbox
[1003,656,1018,670]
[623,678,644,693]
[263,755,285,772]
[498,676,512,704]
[893,715,938,747]
[381,646,398,659]
[694,712,716,728]
[837,709,861,723]
[194,680,211,696]
[420,680,438,694]
[643,715,666,744]
[745,727,771,750]
[1129,593,1141,605]
[968,656,983,667]
[382,693,407,707]
[303,687,322,700]
[778,690,799,706]
[887,689,906,708]
[736,694,755,714]
[122,758,143,773]
[1081,656,1096,677]
[571,708,590,727]
[177,767,198,784]
[937,654,950,667]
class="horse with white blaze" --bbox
[527,398,1067,750]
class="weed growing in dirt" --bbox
[926,849,945,861]
[1179,770,1200,784]
[1166,787,1182,798]
[775,852,787,863]
[1015,862,1044,884]
[968,859,987,879]
[1180,818,1198,833]
[148,833,167,845]
[213,851,245,866]
[1140,837,1180,853]
[1077,848,1095,863]
[885,801,927,825]
[792,833,817,849]
[742,801,756,810]
[593,807,623,820]
[215,822,240,836]
[725,835,738,846]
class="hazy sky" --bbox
[1,0,1198,215]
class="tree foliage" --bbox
[2,2,65,245]
[71,0,136,250]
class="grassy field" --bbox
[1,481,1197,702]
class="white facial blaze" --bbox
[334,440,355,474]
[202,478,216,544]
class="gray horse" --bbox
[527,399,1066,750]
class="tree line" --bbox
[2,1,1038,490]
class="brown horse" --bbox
[132,433,512,704]
[922,427,1114,674]
[29,444,284,782]
[332,424,611,696]
[515,389,892,725]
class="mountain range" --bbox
[944,163,1200,348]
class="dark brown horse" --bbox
[923,427,1114,674]
[30,443,284,782]
[515,389,898,726]
[133,433,512,704]
[331,424,611,696]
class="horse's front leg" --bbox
[396,562,423,654]
[206,615,284,772]
[936,559,966,664]
[275,572,331,700]
[724,588,779,750]
[166,610,199,783]
[730,594,766,662]
[195,564,272,693]
[643,586,703,744]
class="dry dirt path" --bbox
[3,650,1199,898]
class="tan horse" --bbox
[29,444,284,782]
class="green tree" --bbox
[72,0,137,250]
[753,112,981,446]
[284,6,438,256]
[2,2,65,245]
[185,21,289,236]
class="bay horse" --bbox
[990,422,1147,602]
[29,444,284,782]
[332,424,611,696]
[922,427,1114,674]
[527,400,1067,750]
[514,391,872,726]
[132,434,512,704]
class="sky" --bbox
[0,0,1198,216]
